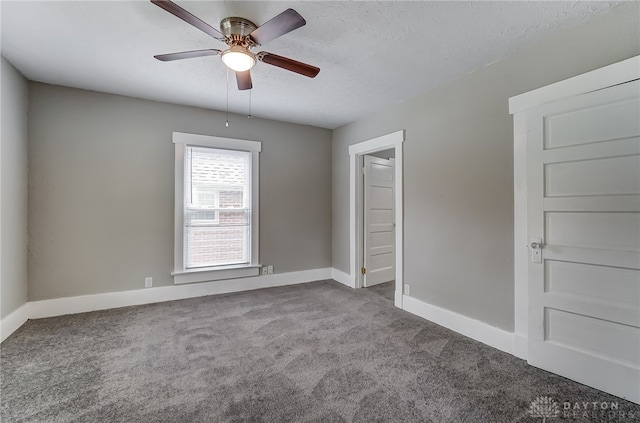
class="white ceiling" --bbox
[1,1,620,129]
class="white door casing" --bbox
[526,80,640,403]
[348,130,404,307]
[363,156,395,287]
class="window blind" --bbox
[184,146,252,269]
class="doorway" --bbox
[348,130,404,308]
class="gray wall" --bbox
[28,83,332,301]
[1,57,29,318]
[332,2,640,331]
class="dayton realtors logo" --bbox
[562,400,635,420]
[528,397,636,420]
[528,396,560,422]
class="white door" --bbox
[363,155,395,287]
[527,80,640,403]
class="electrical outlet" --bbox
[404,284,410,296]
[267,265,273,274]
[262,266,268,275]
[145,277,152,288]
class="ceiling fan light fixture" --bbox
[221,46,256,72]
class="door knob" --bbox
[530,238,543,263]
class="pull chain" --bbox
[225,67,229,127]
[248,89,252,119]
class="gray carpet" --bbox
[1,280,638,422]
[367,281,395,303]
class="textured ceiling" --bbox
[0,1,620,129]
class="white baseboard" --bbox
[402,295,515,355]
[395,290,403,309]
[29,267,332,320]
[0,303,30,343]
[0,268,332,342]
[331,268,355,288]
[513,334,528,360]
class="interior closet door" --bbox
[363,155,395,287]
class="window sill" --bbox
[172,264,261,285]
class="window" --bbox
[173,132,261,284]
[190,185,220,227]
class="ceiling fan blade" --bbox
[258,52,320,78]
[150,0,225,41]
[236,71,253,90]
[249,9,305,45]
[154,49,221,62]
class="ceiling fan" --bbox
[150,0,320,90]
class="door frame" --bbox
[348,130,404,308]
[509,55,640,360]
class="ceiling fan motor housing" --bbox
[220,17,257,46]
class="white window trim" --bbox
[173,132,261,284]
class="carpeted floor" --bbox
[367,281,395,303]
[1,280,638,422]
